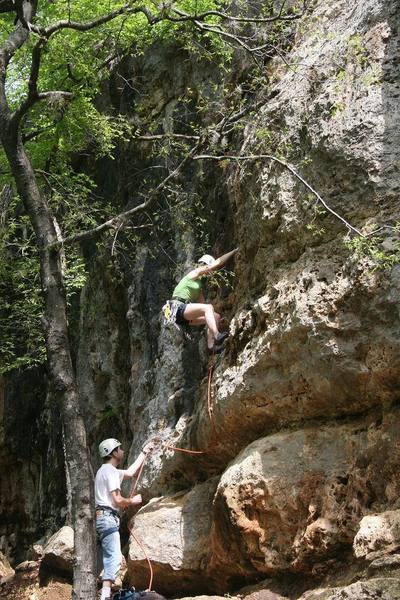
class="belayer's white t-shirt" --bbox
[95,463,125,510]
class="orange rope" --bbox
[207,356,219,436]
[163,443,206,454]
[126,452,154,590]
[129,454,147,498]
[130,530,154,592]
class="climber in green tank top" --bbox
[172,274,203,303]
[171,248,238,353]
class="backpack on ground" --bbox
[112,587,143,600]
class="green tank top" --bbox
[172,274,202,302]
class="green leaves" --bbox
[0,209,45,373]
[346,229,400,270]
[0,189,92,373]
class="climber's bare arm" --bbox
[189,248,239,279]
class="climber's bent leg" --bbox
[182,303,219,340]
[184,308,226,350]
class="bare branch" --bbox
[22,126,50,143]
[12,37,46,123]
[37,90,73,102]
[0,1,34,71]
[192,19,259,61]
[170,2,306,24]
[49,140,203,248]
[193,154,364,237]
[365,225,400,237]
[28,3,157,38]
[163,6,298,62]
[0,3,36,125]
[134,133,200,142]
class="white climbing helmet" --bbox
[198,254,215,267]
[99,438,121,458]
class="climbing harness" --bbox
[161,300,179,327]
[97,525,119,542]
[161,300,194,340]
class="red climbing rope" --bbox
[163,443,206,454]
[126,452,154,591]
[130,530,154,592]
[207,354,219,436]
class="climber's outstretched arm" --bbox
[190,247,239,279]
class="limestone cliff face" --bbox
[2,0,400,597]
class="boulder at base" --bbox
[40,526,74,578]
[298,577,400,599]
[353,510,400,560]
[127,479,217,595]
[0,550,14,580]
[211,411,400,579]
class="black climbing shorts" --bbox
[175,301,187,325]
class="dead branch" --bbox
[50,140,203,248]
[169,1,306,24]
[134,133,200,141]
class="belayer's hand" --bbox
[130,494,142,506]
[143,437,160,455]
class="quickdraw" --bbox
[161,300,193,340]
[161,300,179,327]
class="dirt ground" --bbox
[0,562,72,600]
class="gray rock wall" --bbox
[0,372,66,564]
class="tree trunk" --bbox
[0,124,97,600]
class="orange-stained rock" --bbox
[211,410,400,579]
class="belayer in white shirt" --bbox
[95,437,155,600]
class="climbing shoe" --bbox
[215,331,229,344]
